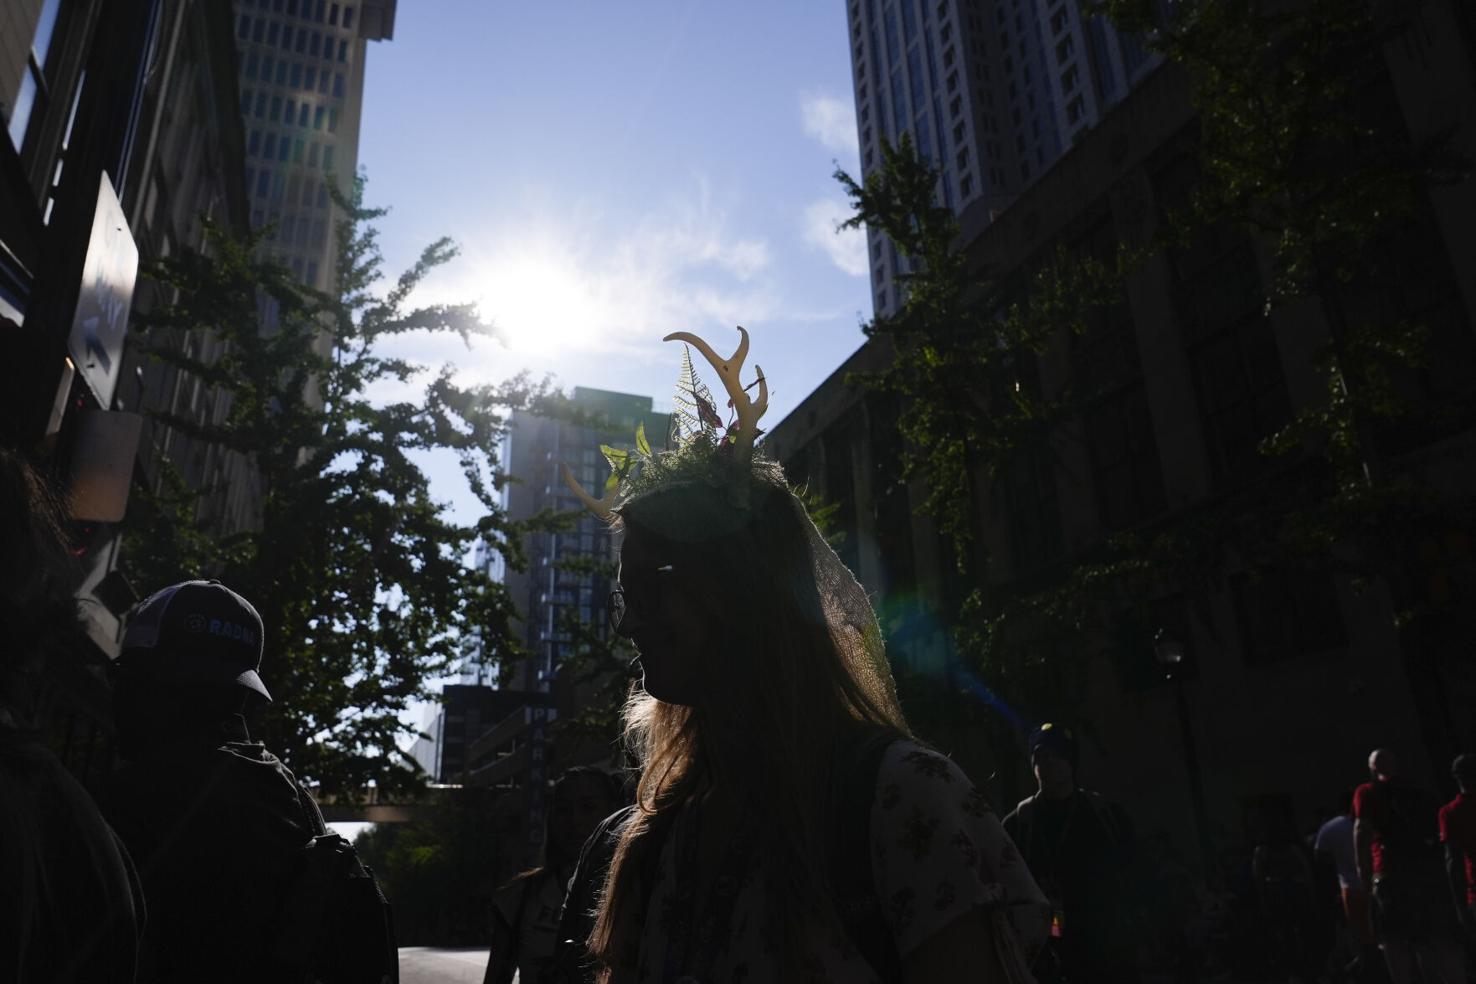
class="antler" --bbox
[560,462,617,520]
[662,326,768,460]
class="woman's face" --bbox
[616,525,709,706]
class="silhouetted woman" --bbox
[562,328,1049,984]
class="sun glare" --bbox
[475,251,605,358]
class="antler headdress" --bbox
[560,326,769,518]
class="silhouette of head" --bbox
[112,580,269,757]
[1368,747,1399,782]
[1453,754,1475,794]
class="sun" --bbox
[475,249,606,358]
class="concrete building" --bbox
[845,0,1162,318]
[419,388,669,865]
[776,3,1476,869]
[1,0,252,790]
[231,0,395,298]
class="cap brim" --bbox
[231,668,273,703]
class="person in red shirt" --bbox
[1437,754,1476,938]
[1353,747,1466,984]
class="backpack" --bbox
[1377,783,1444,881]
[271,784,398,984]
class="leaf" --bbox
[599,444,629,475]
[672,345,720,442]
[634,420,652,457]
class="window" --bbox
[247,129,261,155]
[277,136,289,162]
[255,92,268,118]
[268,21,280,45]
[1065,94,1084,124]
[316,180,329,207]
[1003,442,1063,573]
[252,18,265,42]
[299,103,309,127]
[322,144,335,170]
[960,173,973,196]
[240,89,253,115]
[1050,7,1069,34]
[1055,36,1074,64]
[338,39,347,62]
[290,62,302,87]
[310,31,321,57]
[276,60,287,84]
[330,2,340,25]
[313,105,326,129]
[239,13,252,38]
[293,137,304,163]
[305,66,317,90]
[1086,384,1165,530]
[246,52,260,79]
[1232,569,1347,664]
[284,98,295,124]
[1061,64,1079,93]
[256,168,271,196]
[333,72,345,98]
[341,3,353,26]
[269,96,282,122]
[262,55,274,80]
[308,142,319,166]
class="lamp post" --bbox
[1155,628,1215,883]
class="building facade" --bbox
[846,0,1162,318]
[779,3,1476,868]
[1,0,253,790]
[231,0,394,300]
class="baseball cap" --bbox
[120,579,272,702]
[1028,722,1078,765]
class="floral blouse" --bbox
[615,741,1048,983]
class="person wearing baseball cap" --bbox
[1003,723,1141,983]
[103,579,327,984]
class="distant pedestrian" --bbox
[1252,810,1316,981]
[104,579,392,984]
[483,766,625,984]
[1316,790,1378,972]
[1437,754,1476,940]
[1354,747,1465,983]
[1003,722,1140,984]
[0,448,145,983]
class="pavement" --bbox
[399,946,494,984]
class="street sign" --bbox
[67,172,137,409]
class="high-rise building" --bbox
[846,0,1161,318]
[231,0,395,300]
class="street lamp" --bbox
[1155,629,1215,883]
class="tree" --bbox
[125,175,547,796]
[837,0,1473,728]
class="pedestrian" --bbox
[1353,747,1466,983]
[1251,808,1316,982]
[104,579,391,984]
[1002,722,1140,984]
[1315,790,1378,977]
[0,448,145,983]
[1437,754,1476,941]
[483,766,625,984]
[560,328,1049,983]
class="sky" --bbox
[355,1,874,521]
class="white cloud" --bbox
[802,198,867,277]
[380,177,779,382]
[800,93,858,156]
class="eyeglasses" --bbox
[608,564,674,635]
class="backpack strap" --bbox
[832,729,903,983]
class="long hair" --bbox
[588,468,909,978]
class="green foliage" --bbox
[353,791,508,946]
[124,175,543,796]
